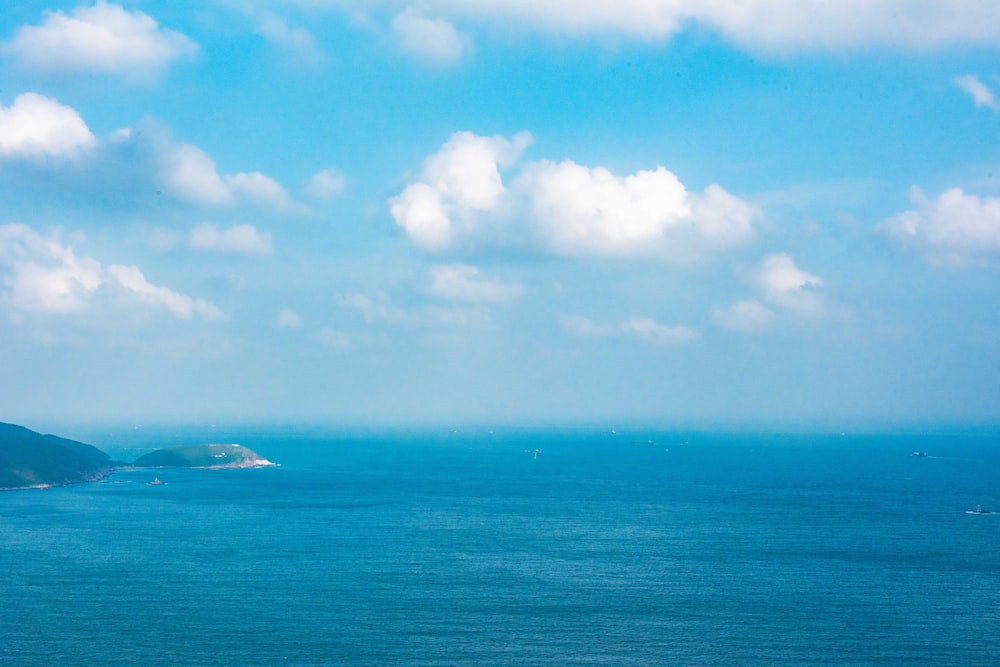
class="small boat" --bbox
[147,477,165,486]
[966,505,993,515]
[912,451,929,457]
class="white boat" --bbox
[966,504,993,515]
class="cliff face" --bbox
[133,443,272,469]
[0,422,115,490]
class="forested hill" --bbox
[0,422,115,490]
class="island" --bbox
[133,443,275,469]
[0,421,117,490]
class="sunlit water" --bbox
[2,428,998,665]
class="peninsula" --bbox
[0,422,117,490]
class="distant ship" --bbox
[966,505,993,515]
[147,477,165,486]
[912,451,929,457]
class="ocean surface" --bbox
[1,426,998,665]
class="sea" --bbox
[1,426,998,666]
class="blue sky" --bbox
[1,1,999,428]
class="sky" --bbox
[1,1,999,429]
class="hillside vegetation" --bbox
[0,422,115,490]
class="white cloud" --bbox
[305,167,346,200]
[149,136,304,212]
[2,1,198,81]
[224,171,309,214]
[519,161,757,259]
[881,187,1000,266]
[391,130,757,260]
[428,264,522,303]
[157,142,233,206]
[0,224,223,321]
[753,253,825,315]
[0,93,96,161]
[0,224,102,313]
[756,253,823,294]
[711,299,774,333]
[390,130,533,250]
[392,9,471,66]
[711,254,826,333]
[954,74,999,111]
[620,317,700,344]
[106,265,225,321]
[188,223,273,255]
[390,182,454,250]
[276,308,303,328]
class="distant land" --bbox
[0,422,117,490]
[133,444,274,469]
[0,422,274,490]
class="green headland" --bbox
[0,422,117,490]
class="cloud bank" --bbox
[289,0,1000,53]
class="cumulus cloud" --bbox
[188,223,273,255]
[224,171,309,214]
[157,141,233,206]
[1,1,198,81]
[0,93,96,161]
[390,130,532,250]
[711,299,774,333]
[519,161,757,259]
[392,9,471,66]
[0,223,223,321]
[954,74,999,111]
[305,167,346,200]
[881,187,1000,266]
[753,253,825,315]
[428,264,523,303]
[105,122,307,213]
[390,130,757,260]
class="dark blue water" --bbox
[2,428,998,665]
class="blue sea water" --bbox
[1,427,999,665]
